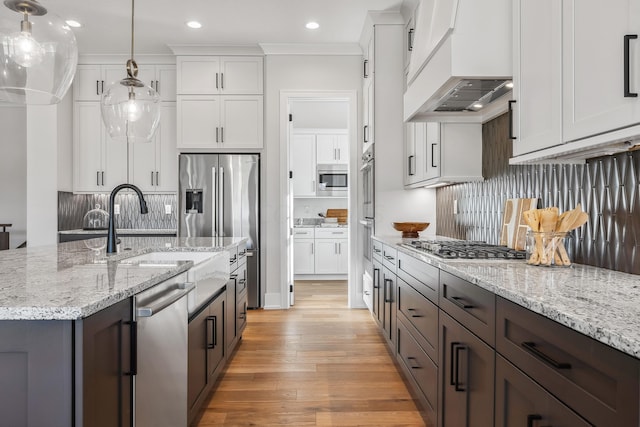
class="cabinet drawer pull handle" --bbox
[373,248,381,253]
[450,296,474,310]
[151,171,154,186]
[221,127,224,142]
[206,315,217,348]
[96,80,100,95]
[216,72,219,90]
[406,356,421,369]
[624,35,638,97]
[216,127,219,143]
[101,171,105,186]
[384,278,393,303]
[454,344,467,392]
[363,59,369,78]
[124,320,137,376]
[407,308,423,318]
[508,100,517,140]
[408,155,415,176]
[521,341,571,369]
[384,255,394,261]
[96,171,100,186]
[449,341,459,387]
[363,125,369,143]
[527,414,543,427]
[373,268,380,289]
[431,143,437,168]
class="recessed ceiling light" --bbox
[66,20,82,28]
[186,21,202,29]
[305,21,320,30]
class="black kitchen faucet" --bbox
[107,183,148,254]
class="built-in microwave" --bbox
[317,164,348,196]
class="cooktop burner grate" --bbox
[402,240,526,260]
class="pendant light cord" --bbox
[130,0,135,62]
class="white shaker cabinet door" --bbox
[563,0,640,143]
[73,102,104,191]
[177,95,221,148]
[219,95,264,148]
[102,129,129,192]
[336,239,348,274]
[512,0,563,156]
[291,134,316,197]
[294,239,315,274]
[219,57,263,95]
[314,240,339,274]
[155,103,177,193]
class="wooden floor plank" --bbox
[194,281,428,426]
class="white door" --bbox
[291,134,317,197]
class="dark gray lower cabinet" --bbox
[381,266,397,351]
[439,311,494,427]
[372,257,383,326]
[495,355,591,427]
[188,291,226,424]
[79,298,134,427]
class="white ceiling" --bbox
[51,0,409,55]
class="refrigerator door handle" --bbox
[219,167,225,237]
[212,167,217,237]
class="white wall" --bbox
[0,105,27,248]
[291,100,349,129]
[263,54,362,308]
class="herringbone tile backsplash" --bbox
[58,192,177,231]
[436,113,640,275]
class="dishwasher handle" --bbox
[136,282,195,317]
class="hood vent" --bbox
[404,0,512,123]
[434,79,512,112]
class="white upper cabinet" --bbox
[176,56,263,95]
[403,122,425,186]
[73,65,123,101]
[562,0,640,143]
[316,133,348,165]
[404,122,483,189]
[511,0,563,157]
[511,0,640,163]
[135,64,177,102]
[176,95,263,149]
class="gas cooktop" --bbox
[401,240,526,260]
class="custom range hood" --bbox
[404,0,512,123]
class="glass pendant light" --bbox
[100,0,159,143]
[0,0,78,104]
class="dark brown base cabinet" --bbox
[188,290,226,425]
[0,298,134,427]
[370,239,640,427]
[439,311,494,427]
[495,355,591,427]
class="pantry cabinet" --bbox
[293,227,348,276]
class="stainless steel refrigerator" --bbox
[178,154,261,308]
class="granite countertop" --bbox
[0,236,246,321]
[374,235,640,360]
[59,228,177,235]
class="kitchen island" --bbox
[371,235,640,427]
[0,236,246,427]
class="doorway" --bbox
[280,91,360,309]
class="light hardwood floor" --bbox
[195,280,427,426]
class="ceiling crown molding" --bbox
[168,44,265,56]
[259,43,362,56]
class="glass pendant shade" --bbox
[101,75,160,143]
[0,0,78,104]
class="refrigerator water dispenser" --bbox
[186,190,203,213]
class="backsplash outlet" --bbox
[436,113,640,275]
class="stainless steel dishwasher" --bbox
[134,271,194,427]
